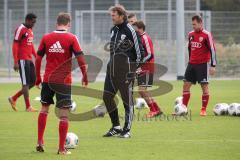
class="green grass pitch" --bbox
[0,80,239,160]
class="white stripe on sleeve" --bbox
[203,30,217,66]
[127,24,141,63]
[142,35,152,62]
[14,24,24,41]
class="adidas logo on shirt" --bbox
[49,41,64,53]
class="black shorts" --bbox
[40,83,72,108]
[184,63,209,84]
[18,60,36,86]
[137,72,154,87]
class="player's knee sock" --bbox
[147,102,156,112]
[140,92,156,112]
[202,94,209,110]
[59,117,69,151]
[12,90,22,101]
[24,97,31,109]
[152,101,161,112]
[38,111,48,145]
[182,91,190,107]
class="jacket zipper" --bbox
[127,57,130,73]
[113,27,119,77]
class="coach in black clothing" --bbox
[103,4,144,138]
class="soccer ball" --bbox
[174,103,188,116]
[175,96,183,105]
[70,101,77,112]
[213,103,229,116]
[228,103,238,116]
[235,103,240,116]
[135,98,147,109]
[65,132,79,149]
[94,105,107,117]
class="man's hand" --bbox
[35,76,42,89]
[13,63,19,72]
[76,55,88,87]
[82,74,88,87]
[209,67,216,76]
[136,67,142,74]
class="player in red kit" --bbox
[8,13,38,112]
[35,13,88,155]
[133,21,163,118]
[182,15,217,116]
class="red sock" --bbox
[202,94,209,110]
[182,91,190,107]
[59,117,69,151]
[147,102,156,112]
[24,97,31,109]
[38,111,48,145]
[152,101,161,112]
[12,90,22,101]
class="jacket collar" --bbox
[140,32,146,36]
[195,28,203,33]
[54,30,67,33]
[22,23,30,29]
[115,20,128,29]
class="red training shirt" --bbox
[13,24,35,61]
[37,30,82,84]
[140,32,154,73]
[188,29,217,67]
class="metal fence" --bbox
[0,0,240,79]
[75,10,211,74]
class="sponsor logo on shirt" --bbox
[191,41,202,48]
[27,37,33,45]
[49,41,64,53]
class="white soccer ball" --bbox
[175,96,183,105]
[228,103,238,116]
[94,105,107,117]
[174,103,188,116]
[235,103,240,116]
[135,98,147,109]
[213,103,229,116]
[70,101,77,112]
[65,132,79,149]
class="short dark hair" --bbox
[25,13,37,21]
[109,4,127,21]
[132,20,145,31]
[128,13,136,19]
[57,12,71,25]
[192,14,202,23]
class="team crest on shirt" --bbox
[27,37,33,43]
[121,34,126,40]
[199,36,204,42]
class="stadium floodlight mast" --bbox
[176,0,185,80]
